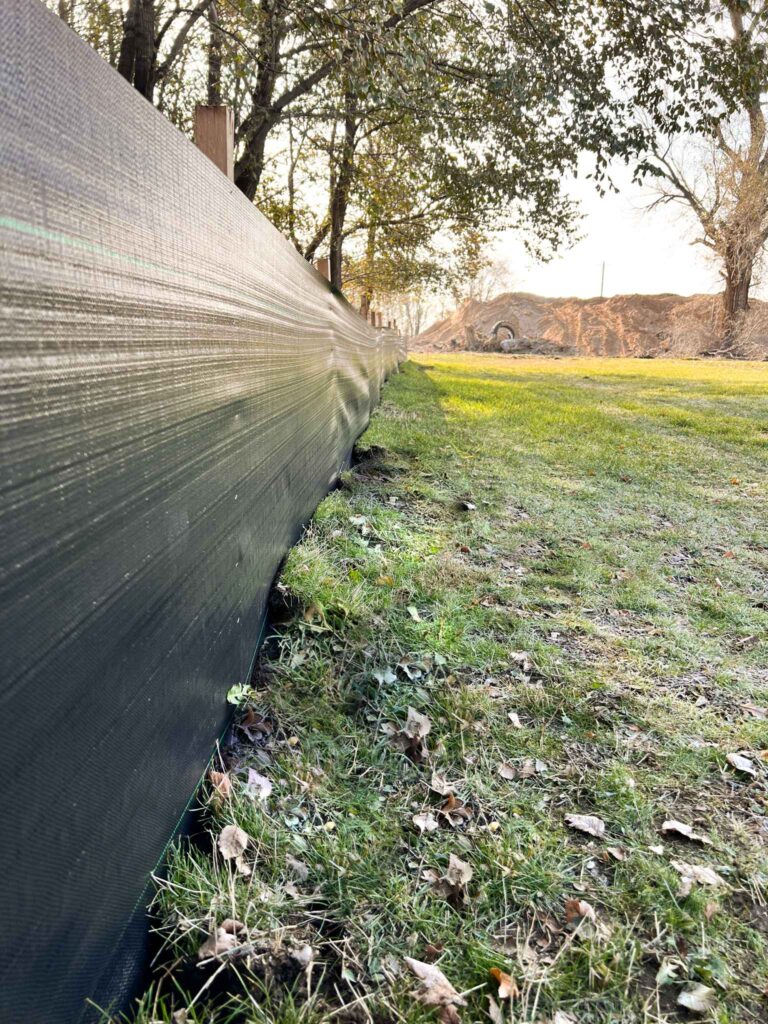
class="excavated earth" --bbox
[414,291,768,358]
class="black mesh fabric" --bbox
[0,4,404,1021]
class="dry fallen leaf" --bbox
[285,854,309,881]
[677,983,717,1013]
[404,956,466,1024]
[424,854,473,907]
[726,752,757,777]
[385,707,432,762]
[407,605,423,622]
[550,1014,577,1024]
[489,967,519,1000]
[508,712,522,729]
[741,703,767,720]
[430,772,456,796]
[438,792,473,827]
[423,942,446,962]
[220,917,246,935]
[244,767,273,802]
[498,762,516,781]
[564,898,596,925]
[565,813,606,838]
[661,819,712,846]
[509,651,533,673]
[670,859,726,897]
[413,811,440,834]
[486,995,504,1024]
[197,926,239,961]
[218,824,249,860]
[605,846,626,862]
[445,853,473,887]
[209,770,232,800]
[291,944,314,967]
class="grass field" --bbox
[123,355,768,1024]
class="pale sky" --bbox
[497,161,753,301]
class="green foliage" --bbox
[53,1,721,301]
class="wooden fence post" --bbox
[315,257,330,280]
[193,105,234,181]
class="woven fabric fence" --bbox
[0,4,403,1021]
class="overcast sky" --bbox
[496,161,756,301]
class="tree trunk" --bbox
[722,261,752,349]
[132,0,156,99]
[328,92,358,290]
[207,1,222,105]
[234,0,283,200]
[117,0,156,100]
[235,125,272,200]
[117,0,138,82]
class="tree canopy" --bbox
[55,0,717,304]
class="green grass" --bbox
[114,355,768,1024]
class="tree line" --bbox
[53,0,768,347]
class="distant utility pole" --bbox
[600,261,605,298]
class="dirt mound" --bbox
[415,292,768,358]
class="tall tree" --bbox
[636,2,768,345]
[54,0,718,308]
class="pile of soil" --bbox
[414,291,768,358]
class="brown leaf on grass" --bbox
[244,768,273,802]
[446,853,473,887]
[562,898,611,942]
[704,900,719,921]
[564,899,596,925]
[661,820,712,846]
[404,956,466,1024]
[507,712,522,729]
[197,926,239,961]
[677,983,717,1013]
[423,943,445,962]
[498,758,540,781]
[285,854,309,881]
[489,967,519,1000]
[670,860,726,898]
[424,854,473,907]
[209,771,232,800]
[741,703,767,720]
[565,814,606,838]
[413,811,440,834]
[291,944,314,967]
[486,995,504,1024]
[509,651,533,673]
[438,792,473,827]
[430,772,456,796]
[726,752,757,777]
[605,846,626,862]
[220,918,246,935]
[384,707,432,762]
[218,824,249,860]
[239,707,273,743]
